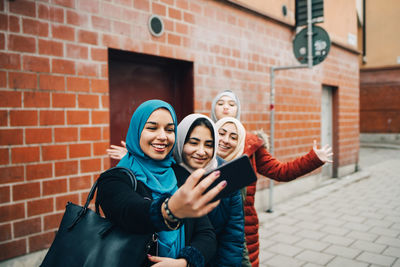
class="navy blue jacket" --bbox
[173,157,245,267]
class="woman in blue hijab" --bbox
[98,100,226,267]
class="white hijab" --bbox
[211,90,241,122]
[215,117,246,161]
[173,114,218,173]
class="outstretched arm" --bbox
[313,140,333,163]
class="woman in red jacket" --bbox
[211,90,332,267]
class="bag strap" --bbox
[68,167,137,230]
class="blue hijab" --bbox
[117,99,184,258]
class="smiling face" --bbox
[182,125,214,169]
[214,95,238,120]
[139,108,175,160]
[217,122,238,159]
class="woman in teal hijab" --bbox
[98,100,226,266]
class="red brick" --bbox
[168,7,182,20]
[22,18,49,37]
[92,111,109,124]
[153,2,166,16]
[0,32,4,49]
[54,127,78,142]
[79,0,100,13]
[0,203,25,222]
[38,3,64,23]
[29,231,55,252]
[42,145,67,161]
[56,193,80,211]
[0,90,21,107]
[183,12,195,24]
[0,148,8,165]
[0,110,6,126]
[9,72,37,90]
[66,43,88,59]
[77,62,98,77]
[10,0,36,16]
[39,74,65,91]
[91,79,108,93]
[81,158,101,173]
[28,198,53,217]
[78,29,98,45]
[22,55,50,73]
[8,34,36,53]
[69,143,91,158]
[92,16,111,32]
[70,175,92,191]
[134,0,150,11]
[167,33,180,46]
[100,64,108,78]
[26,128,52,144]
[52,92,75,108]
[103,158,110,170]
[39,110,64,126]
[0,166,24,184]
[43,178,67,195]
[44,212,63,230]
[13,182,40,201]
[52,58,75,75]
[91,47,107,61]
[52,24,75,41]
[8,15,20,32]
[0,223,11,241]
[12,146,40,163]
[78,94,99,108]
[93,142,108,156]
[38,39,63,56]
[112,20,131,36]
[80,127,101,141]
[67,77,90,92]
[54,0,75,8]
[55,160,78,177]
[0,14,7,31]
[101,34,119,48]
[0,239,26,261]
[0,71,6,88]
[0,186,10,204]
[0,52,20,70]
[101,95,109,108]
[26,163,53,180]
[102,126,110,140]
[24,91,50,108]
[14,217,42,238]
[66,110,90,127]
[67,10,89,28]
[10,110,38,126]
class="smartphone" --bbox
[202,155,257,201]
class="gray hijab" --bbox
[211,90,241,122]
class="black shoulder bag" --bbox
[40,167,158,267]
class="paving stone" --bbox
[295,229,326,241]
[342,222,372,232]
[269,233,302,245]
[320,225,350,236]
[356,251,396,266]
[263,254,305,267]
[375,235,400,248]
[326,257,369,267]
[295,250,334,265]
[268,243,303,257]
[345,230,378,242]
[351,240,386,253]
[324,244,362,259]
[369,226,400,238]
[295,238,330,252]
[383,246,400,257]
[321,234,355,246]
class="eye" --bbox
[218,131,225,136]
[205,142,214,148]
[166,127,175,132]
[146,126,157,131]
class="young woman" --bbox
[211,91,333,267]
[98,100,227,267]
[172,114,245,267]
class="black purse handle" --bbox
[68,167,137,230]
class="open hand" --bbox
[313,140,333,163]
[106,141,128,160]
[168,169,226,219]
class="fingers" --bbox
[147,255,163,263]
[313,140,317,149]
[198,179,227,206]
[184,168,206,189]
[121,140,126,147]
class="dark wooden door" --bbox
[108,49,193,165]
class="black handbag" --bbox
[41,167,158,267]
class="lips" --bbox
[218,143,231,151]
[151,143,168,152]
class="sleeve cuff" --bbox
[178,246,205,267]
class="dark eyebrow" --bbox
[188,137,200,142]
[145,122,174,127]
[219,128,227,133]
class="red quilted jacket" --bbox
[243,132,324,267]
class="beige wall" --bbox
[363,0,400,68]
[228,0,358,48]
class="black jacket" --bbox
[97,167,216,267]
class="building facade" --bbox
[0,0,359,263]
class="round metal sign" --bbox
[293,25,331,66]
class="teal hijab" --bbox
[117,99,184,258]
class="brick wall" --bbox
[0,0,359,261]
[360,67,400,133]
